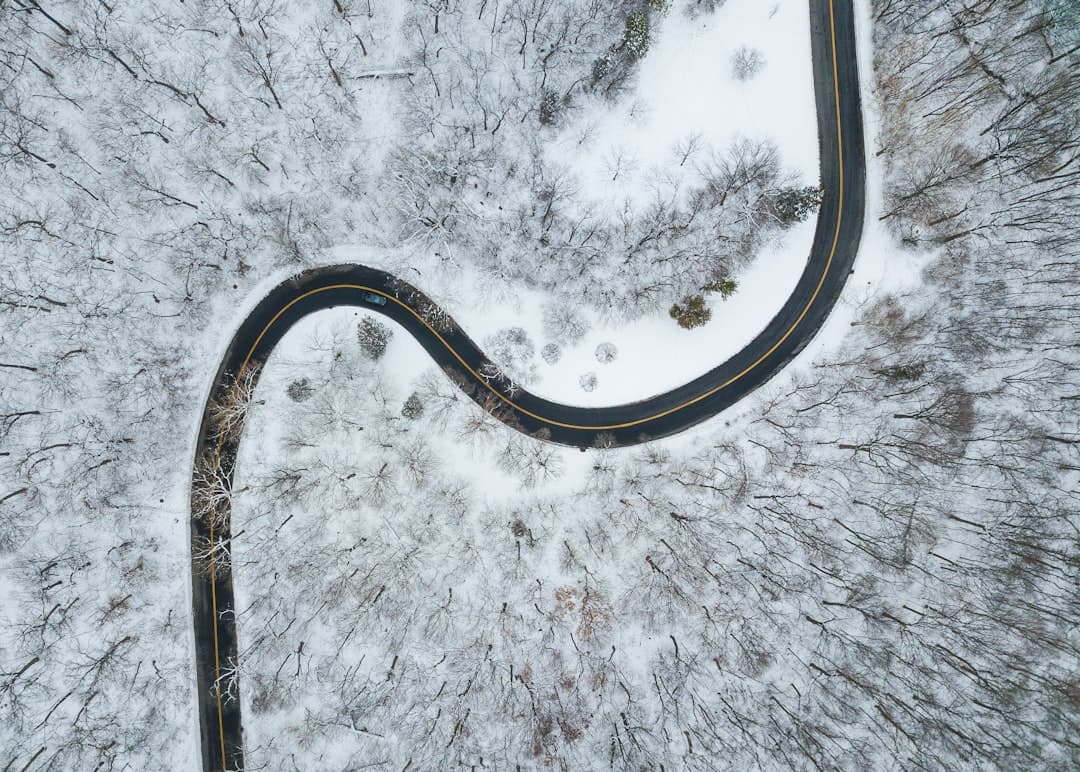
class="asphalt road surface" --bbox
[191,1,865,768]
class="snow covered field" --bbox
[328,0,825,405]
[549,0,819,205]
[513,0,822,403]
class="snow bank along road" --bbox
[190,1,865,768]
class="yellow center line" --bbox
[238,5,845,431]
[211,0,847,758]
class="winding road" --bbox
[190,1,865,768]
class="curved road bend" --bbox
[191,1,865,768]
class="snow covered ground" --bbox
[548,0,819,207]
[327,0,825,405]
[225,4,1076,767]
[4,0,1076,767]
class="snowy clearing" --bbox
[328,0,823,405]
[548,0,819,208]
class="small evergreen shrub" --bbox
[539,91,560,125]
[773,186,824,224]
[358,316,392,359]
[669,295,712,329]
[401,392,424,419]
[702,278,738,300]
[624,11,650,59]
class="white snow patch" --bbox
[532,218,815,405]
[549,0,819,209]
[328,0,826,407]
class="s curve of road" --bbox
[191,1,865,768]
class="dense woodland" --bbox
[1,0,1077,769]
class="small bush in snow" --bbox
[702,278,738,300]
[539,90,561,126]
[541,343,562,364]
[542,304,590,345]
[624,11,651,59]
[358,316,392,359]
[286,378,314,402]
[579,372,598,392]
[670,295,712,329]
[595,342,618,363]
[732,46,765,81]
[772,185,824,224]
[591,51,616,85]
[401,392,424,419]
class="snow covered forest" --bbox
[1,0,1078,769]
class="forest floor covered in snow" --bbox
[1,0,1077,769]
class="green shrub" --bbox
[624,11,650,59]
[591,51,615,85]
[702,278,738,299]
[669,295,712,329]
[401,392,424,419]
[358,316,392,359]
[773,186,823,224]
